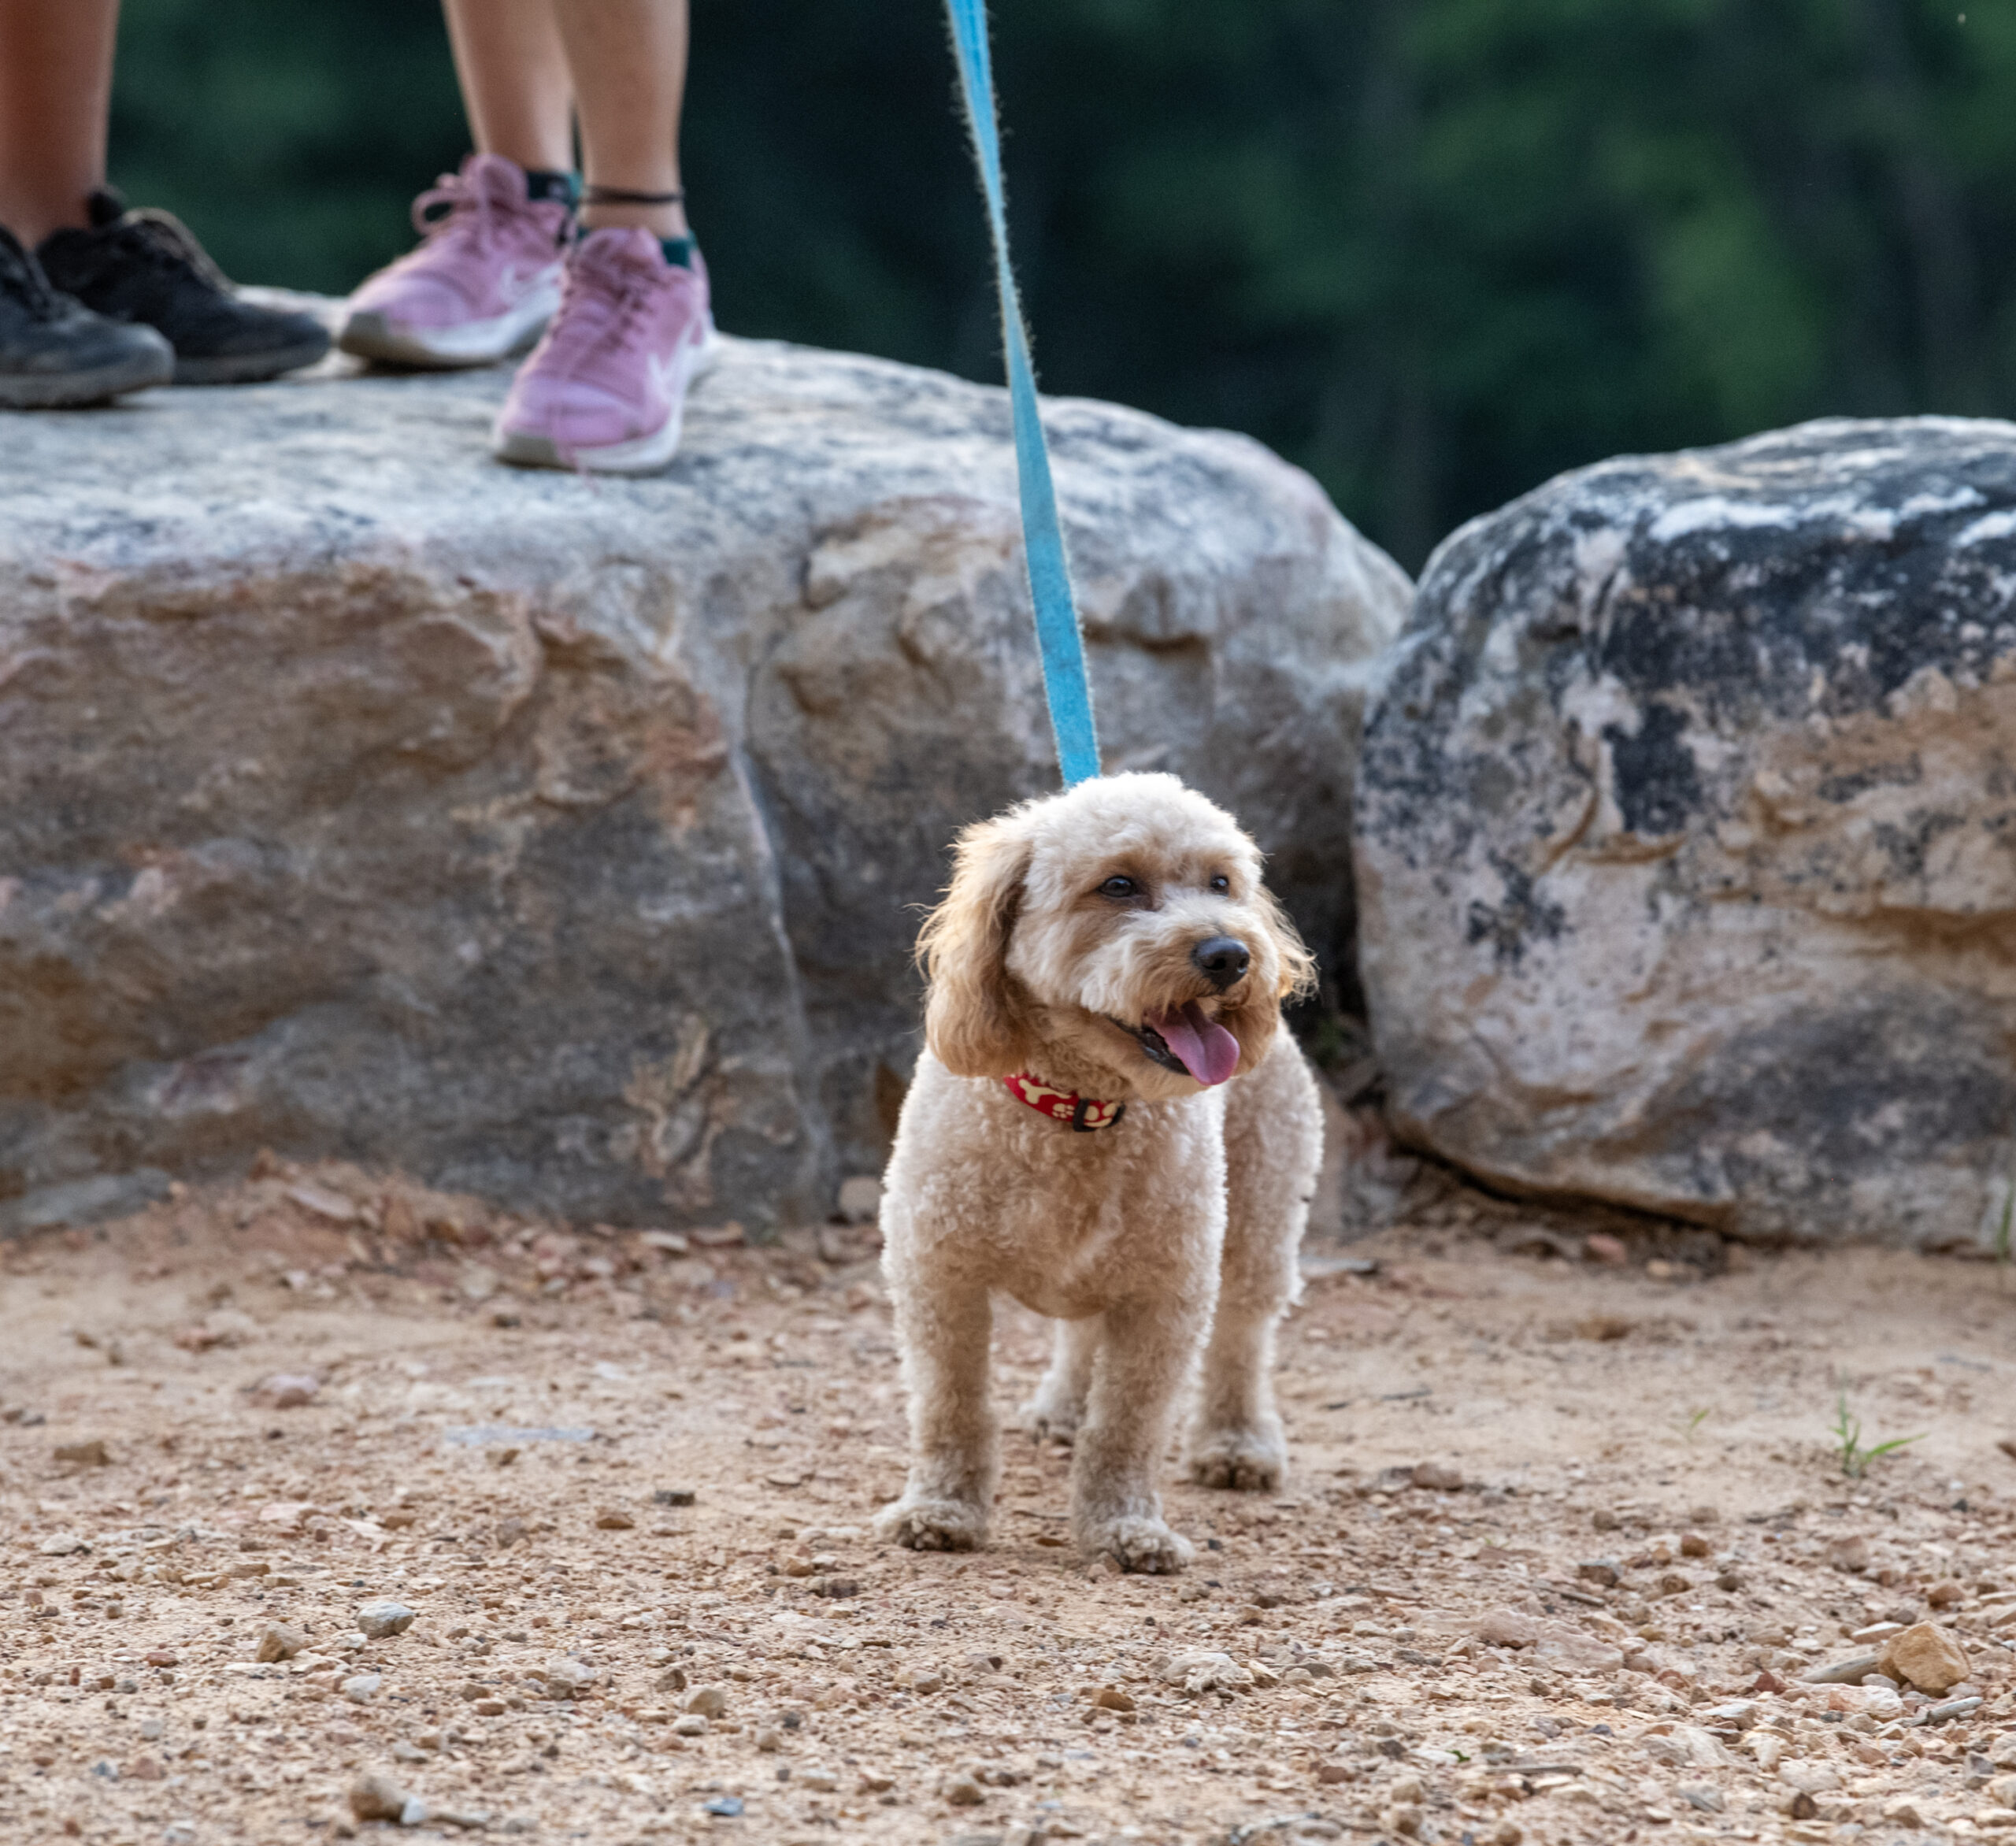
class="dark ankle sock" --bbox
[659,235,695,269]
[523,168,580,208]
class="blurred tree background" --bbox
[109,0,2016,572]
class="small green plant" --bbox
[1996,1174,2014,1277]
[1829,1391,1922,1479]
[1683,1406,1711,1443]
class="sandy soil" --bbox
[3,1163,2015,1846]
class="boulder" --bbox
[0,334,1406,1230]
[1355,417,2016,1245]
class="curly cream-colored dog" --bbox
[875,772,1324,1574]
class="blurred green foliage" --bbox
[108,0,2016,570]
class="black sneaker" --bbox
[0,222,173,409]
[38,189,330,386]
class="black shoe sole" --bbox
[172,335,331,386]
[0,344,176,409]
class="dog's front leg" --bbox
[1190,1033,1321,1491]
[875,1279,998,1553]
[1069,1298,1199,1574]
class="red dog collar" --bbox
[1003,1072,1127,1132]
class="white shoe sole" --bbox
[338,279,561,369]
[492,325,721,474]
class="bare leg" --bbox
[1021,1316,1099,1442]
[0,0,118,243]
[554,0,690,238]
[1190,1034,1323,1489]
[876,1281,997,1552]
[1070,1299,1199,1574]
[443,0,575,175]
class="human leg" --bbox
[0,0,261,403]
[554,0,689,238]
[489,0,713,471]
[340,0,579,368]
[443,0,575,175]
[0,0,118,245]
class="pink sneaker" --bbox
[339,154,570,368]
[491,228,718,474]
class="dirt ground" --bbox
[4,1162,2015,1846]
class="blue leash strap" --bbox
[943,0,1102,787]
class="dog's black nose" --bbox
[1191,936,1251,990]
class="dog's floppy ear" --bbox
[917,814,1036,1077]
[1221,882,1318,1074]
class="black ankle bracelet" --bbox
[582,185,684,206]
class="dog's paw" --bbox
[1080,1514,1193,1575]
[875,1496,988,1553]
[1188,1426,1286,1492]
[1018,1391,1082,1444]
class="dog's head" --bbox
[916,773,1315,1099]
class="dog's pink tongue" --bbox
[1147,1002,1241,1087]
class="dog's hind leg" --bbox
[1021,1315,1099,1443]
[1189,1032,1323,1492]
[875,1278,999,1553]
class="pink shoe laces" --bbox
[536,234,672,378]
[391,161,543,275]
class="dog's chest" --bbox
[982,1109,1228,1317]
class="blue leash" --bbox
[943,0,1102,788]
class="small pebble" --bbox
[542,1657,597,1698]
[356,1603,416,1640]
[256,1622,309,1663]
[673,1715,709,1737]
[942,1772,984,1806]
[683,1685,729,1718]
[347,1770,411,1822]
[594,1508,635,1530]
[1878,1623,1970,1696]
[341,1674,383,1704]
[53,1440,109,1466]
[259,1373,320,1408]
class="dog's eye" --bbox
[1099,875,1138,899]
[1209,874,1230,894]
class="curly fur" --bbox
[877,773,1325,1572]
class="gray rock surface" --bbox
[1355,416,2016,1246]
[1,335,1406,1229]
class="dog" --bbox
[874,772,1325,1573]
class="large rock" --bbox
[0,336,1406,1231]
[1356,417,2016,1247]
